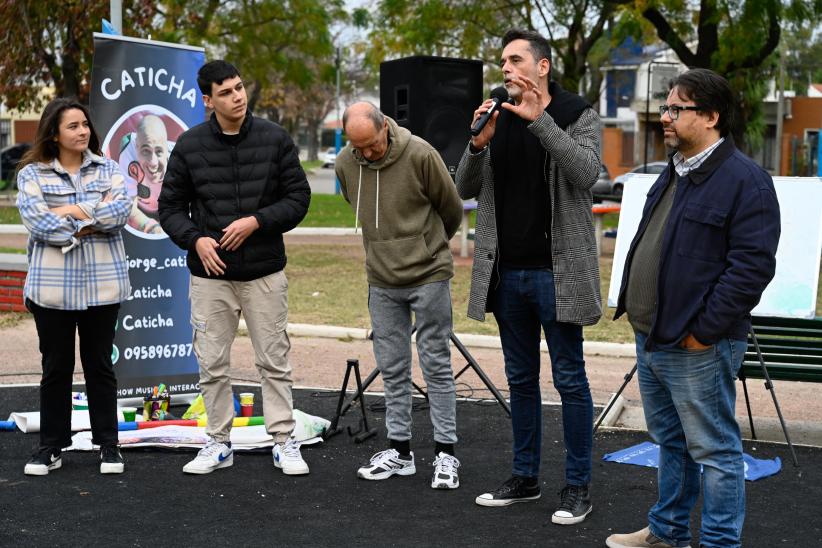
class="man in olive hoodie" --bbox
[335,102,464,489]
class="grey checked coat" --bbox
[454,108,603,325]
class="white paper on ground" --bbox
[66,425,324,451]
[8,410,91,433]
[7,409,144,433]
[11,407,330,446]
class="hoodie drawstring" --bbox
[354,165,362,233]
[375,170,380,230]
[354,165,380,232]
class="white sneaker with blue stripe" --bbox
[273,437,309,475]
[183,439,233,474]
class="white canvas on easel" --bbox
[608,175,822,319]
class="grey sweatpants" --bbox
[368,280,457,445]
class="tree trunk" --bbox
[305,118,321,161]
[247,81,261,113]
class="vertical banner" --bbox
[90,33,205,398]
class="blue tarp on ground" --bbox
[603,441,782,481]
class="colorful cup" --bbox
[121,407,137,422]
[240,404,253,417]
[239,393,254,405]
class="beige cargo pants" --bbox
[189,270,294,443]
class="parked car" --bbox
[590,163,613,202]
[321,147,337,168]
[0,143,31,182]
[611,161,668,197]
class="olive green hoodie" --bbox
[335,116,463,288]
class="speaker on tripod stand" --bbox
[380,56,483,176]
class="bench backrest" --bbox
[743,316,822,383]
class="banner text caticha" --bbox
[101,67,198,108]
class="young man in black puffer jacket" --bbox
[159,60,311,477]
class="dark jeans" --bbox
[492,268,593,485]
[27,299,120,448]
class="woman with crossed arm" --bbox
[16,97,132,476]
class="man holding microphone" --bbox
[455,29,602,525]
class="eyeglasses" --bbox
[659,104,703,120]
[659,105,703,120]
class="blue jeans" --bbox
[635,332,746,548]
[492,268,593,485]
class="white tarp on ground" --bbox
[8,408,330,451]
[7,409,144,433]
[67,425,324,452]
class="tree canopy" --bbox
[352,0,621,105]
[0,0,155,111]
[617,0,822,145]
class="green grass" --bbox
[301,194,356,227]
[300,160,323,172]
[0,312,29,328]
[0,196,818,337]
[286,243,500,335]
[287,241,822,341]
[0,206,20,224]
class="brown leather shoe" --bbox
[605,527,690,548]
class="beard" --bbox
[663,128,691,152]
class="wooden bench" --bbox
[740,315,822,466]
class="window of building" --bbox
[0,119,10,148]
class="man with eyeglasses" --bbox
[606,69,780,548]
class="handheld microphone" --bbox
[470,86,509,136]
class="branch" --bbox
[694,0,719,64]
[725,1,781,73]
[580,3,613,56]
[642,6,699,67]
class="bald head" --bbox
[343,102,389,162]
[137,114,167,143]
[343,102,384,132]
[134,114,169,207]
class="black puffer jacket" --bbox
[159,111,310,281]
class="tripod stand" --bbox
[337,330,511,419]
[325,358,378,443]
[593,327,799,467]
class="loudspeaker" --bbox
[380,56,483,176]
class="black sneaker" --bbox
[551,484,592,524]
[475,476,541,507]
[24,447,62,476]
[100,445,125,474]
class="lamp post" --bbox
[643,60,680,172]
[110,0,122,33]
[334,46,342,195]
[775,43,785,176]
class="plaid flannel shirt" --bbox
[17,151,132,310]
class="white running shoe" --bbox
[431,452,460,489]
[183,439,233,474]
[273,438,309,475]
[357,449,416,480]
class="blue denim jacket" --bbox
[615,137,781,350]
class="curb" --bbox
[243,321,637,359]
